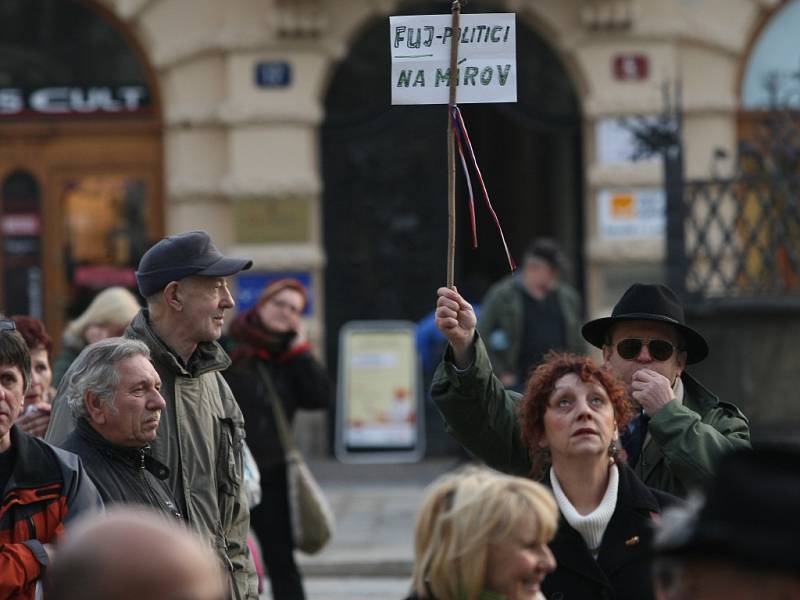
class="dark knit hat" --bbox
[136,231,252,298]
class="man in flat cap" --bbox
[653,444,800,599]
[432,283,750,497]
[47,231,258,599]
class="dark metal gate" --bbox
[633,89,800,430]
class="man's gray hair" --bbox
[58,337,151,420]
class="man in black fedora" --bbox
[46,231,258,599]
[431,282,750,496]
[652,444,800,599]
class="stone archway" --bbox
[321,1,583,367]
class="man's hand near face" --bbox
[631,368,675,416]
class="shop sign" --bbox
[598,188,665,238]
[612,53,649,81]
[0,86,150,116]
[1,214,40,236]
[255,61,292,88]
[73,265,137,288]
[390,13,517,105]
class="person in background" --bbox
[224,278,331,600]
[478,239,583,391]
[44,507,226,600]
[406,466,558,600]
[0,315,103,599]
[518,352,678,600]
[11,315,55,437]
[52,286,141,386]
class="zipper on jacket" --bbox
[26,514,36,539]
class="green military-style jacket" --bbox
[431,335,751,497]
[477,275,585,378]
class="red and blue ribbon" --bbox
[451,105,516,271]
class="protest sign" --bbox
[390,13,517,105]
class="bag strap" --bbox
[254,360,296,454]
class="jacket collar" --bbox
[127,309,231,377]
[639,371,717,482]
[680,371,719,412]
[75,418,170,480]
[3,426,61,493]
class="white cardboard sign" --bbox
[390,13,517,105]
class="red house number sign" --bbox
[613,54,649,81]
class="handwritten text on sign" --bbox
[390,13,517,105]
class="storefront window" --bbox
[1,171,43,318]
[62,175,147,317]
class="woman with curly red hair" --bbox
[518,351,678,600]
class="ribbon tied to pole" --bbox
[450,104,516,272]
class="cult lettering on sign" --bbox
[393,24,512,49]
[396,65,512,88]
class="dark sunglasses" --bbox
[0,318,16,332]
[615,338,679,362]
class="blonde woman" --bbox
[407,468,558,600]
[53,286,141,386]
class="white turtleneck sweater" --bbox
[550,464,619,559]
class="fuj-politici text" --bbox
[390,13,517,105]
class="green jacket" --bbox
[46,311,258,599]
[431,335,751,497]
[477,275,585,378]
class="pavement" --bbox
[259,455,462,600]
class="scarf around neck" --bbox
[550,464,619,559]
[229,308,296,362]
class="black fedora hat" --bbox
[581,283,709,364]
[654,444,800,573]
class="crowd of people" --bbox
[1,231,796,600]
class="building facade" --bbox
[0,0,796,417]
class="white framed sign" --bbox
[335,321,425,463]
[597,187,665,239]
[390,13,517,105]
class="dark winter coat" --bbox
[223,310,331,472]
[60,418,181,519]
[543,464,678,600]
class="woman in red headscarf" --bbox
[223,278,331,600]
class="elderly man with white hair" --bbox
[56,337,181,519]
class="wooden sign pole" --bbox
[446,1,463,289]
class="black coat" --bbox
[543,463,678,600]
[224,351,331,472]
[60,418,182,519]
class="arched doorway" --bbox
[0,0,162,341]
[321,1,582,367]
